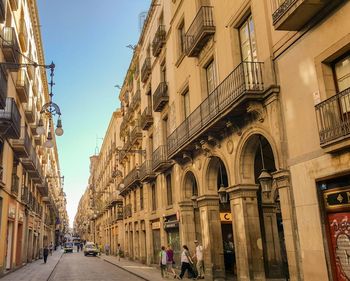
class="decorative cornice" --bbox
[197,195,220,208]
[226,184,259,200]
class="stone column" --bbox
[197,195,225,281]
[227,184,265,281]
[272,170,301,281]
[145,220,153,265]
[178,201,196,247]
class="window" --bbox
[140,186,144,210]
[334,54,350,92]
[206,60,217,94]
[162,116,169,143]
[166,174,173,206]
[183,89,190,118]
[239,15,257,62]
[178,21,186,56]
[134,190,137,212]
[151,184,157,211]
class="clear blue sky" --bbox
[37,0,151,226]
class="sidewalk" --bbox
[0,249,63,281]
[99,254,212,281]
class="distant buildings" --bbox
[75,1,350,280]
[0,0,68,275]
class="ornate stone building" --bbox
[0,0,68,275]
[76,0,350,280]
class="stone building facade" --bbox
[0,0,68,275]
[76,0,350,280]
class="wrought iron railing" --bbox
[141,57,151,83]
[186,6,215,56]
[16,69,30,102]
[0,98,21,139]
[11,174,19,195]
[141,106,153,130]
[153,82,168,112]
[11,126,31,156]
[167,61,264,156]
[152,145,170,170]
[139,160,155,181]
[1,27,20,63]
[130,89,141,110]
[315,87,350,145]
[123,167,139,189]
[21,185,29,203]
[272,0,297,24]
[152,25,166,57]
[124,204,132,218]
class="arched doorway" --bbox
[244,134,289,279]
[206,157,235,276]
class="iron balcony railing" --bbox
[139,160,156,182]
[11,174,19,196]
[0,98,21,139]
[152,25,166,57]
[167,61,264,157]
[130,122,142,145]
[152,145,172,171]
[16,69,30,103]
[186,6,215,57]
[124,204,132,218]
[140,106,153,130]
[123,167,140,190]
[10,126,31,158]
[141,57,151,83]
[1,27,20,64]
[153,82,168,112]
[130,89,141,110]
[21,185,29,204]
[315,87,350,146]
[0,66,7,109]
[25,97,36,123]
[21,146,37,171]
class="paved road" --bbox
[49,251,143,281]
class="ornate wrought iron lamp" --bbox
[257,136,273,193]
[218,161,228,204]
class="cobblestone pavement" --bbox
[0,249,63,281]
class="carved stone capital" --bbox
[247,101,265,122]
[178,200,194,210]
[226,184,259,200]
[197,195,220,208]
[272,169,290,190]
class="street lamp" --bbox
[218,161,228,204]
[35,62,64,147]
[257,136,273,194]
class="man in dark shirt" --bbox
[43,246,49,264]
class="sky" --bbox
[37,0,151,227]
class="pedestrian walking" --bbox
[43,246,49,264]
[105,243,110,255]
[77,242,80,252]
[80,242,83,251]
[117,244,122,261]
[179,245,196,280]
[49,242,53,256]
[193,240,204,279]
[166,244,179,279]
[159,246,167,278]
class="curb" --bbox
[46,251,64,281]
[99,256,150,281]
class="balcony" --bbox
[25,97,36,123]
[1,27,20,64]
[130,123,142,146]
[167,61,264,158]
[272,0,340,30]
[130,89,141,110]
[38,180,48,197]
[11,174,19,196]
[18,18,28,52]
[186,6,215,57]
[0,98,21,139]
[141,57,151,83]
[124,204,132,219]
[139,160,156,182]
[121,167,140,195]
[0,66,7,109]
[152,25,166,57]
[10,126,31,158]
[141,106,153,130]
[29,158,42,184]
[16,69,30,103]
[152,145,172,172]
[21,186,29,204]
[153,82,168,112]
[0,0,4,23]
[26,58,35,80]
[21,146,37,171]
[315,87,350,151]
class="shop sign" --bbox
[164,220,179,229]
[324,188,350,211]
[8,204,16,219]
[152,221,160,229]
[220,213,232,222]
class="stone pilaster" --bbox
[197,195,225,281]
[272,170,301,281]
[178,201,196,247]
[227,184,265,281]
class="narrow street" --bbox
[1,249,144,281]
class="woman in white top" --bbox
[159,246,167,278]
[178,245,196,280]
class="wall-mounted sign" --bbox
[164,220,179,230]
[324,188,350,212]
[220,213,232,222]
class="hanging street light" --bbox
[258,136,273,193]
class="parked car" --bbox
[84,242,98,256]
[64,242,74,253]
